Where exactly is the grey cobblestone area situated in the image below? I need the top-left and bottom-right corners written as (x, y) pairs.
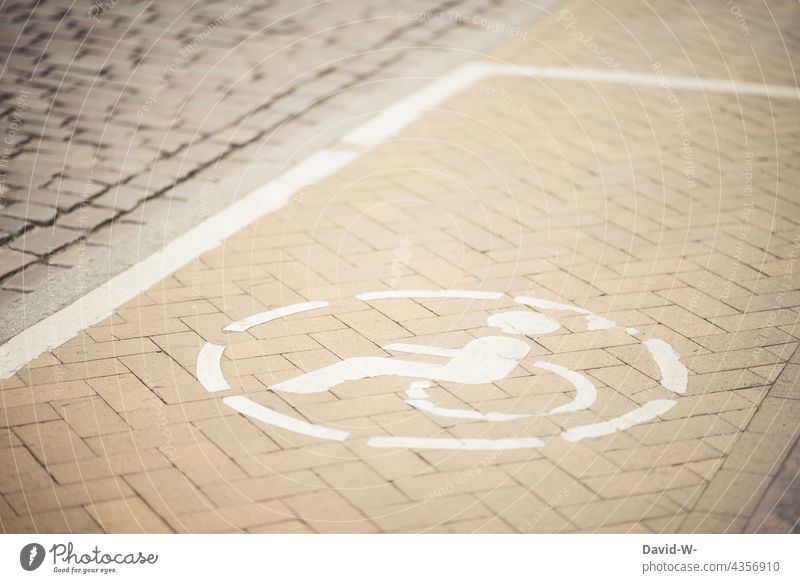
top-left (0, 0), bottom-right (549, 327)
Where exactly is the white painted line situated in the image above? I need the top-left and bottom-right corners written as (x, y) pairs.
top-left (405, 380), bottom-right (432, 399)
top-left (343, 62), bottom-right (800, 147)
top-left (224, 395), bottom-right (348, 441)
top-left (272, 336), bottom-right (530, 393)
top-left (586, 315), bottom-right (616, 331)
top-left (625, 327), bottom-right (641, 336)
top-left (356, 290), bottom-right (503, 301)
top-left (384, 343), bottom-right (461, 358)
top-left (224, 301), bottom-right (329, 332)
top-left (406, 398), bottom-right (530, 422)
top-left (0, 148), bottom-right (356, 380)
top-left (367, 435), bottom-right (544, 450)
top-left (196, 342), bottom-right (230, 393)
top-left (534, 361), bottom-right (597, 414)
top-left (561, 399), bottom-right (675, 442)
top-left (505, 64), bottom-right (800, 100)
top-left (342, 62), bottom-right (493, 147)
top-left (643, 338), bottom-right (689, 394)
top-left (514, 296), bottom-right (589, 314)
top-left (487, 310), bottom-right (561, 335)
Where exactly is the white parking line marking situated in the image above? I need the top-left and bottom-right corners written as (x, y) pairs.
top-left (405, 380), bottom-right (432, 399)
top-left (487, 310), bottom-right (561, 335)
top-left (384, 343), bottom-right (461, 358)
top-left (405, 398), bottom-right (530, 422)
top-left (367, 436), bottom-right (545, 450)
top-left (224, 301), bottom-right (329, 332)
top-left (515, 296), bottom-right (590, 314)
top-left (356, 290), bottom-right (503, 301)
top-left (534, 361), bottom-right (597, 414)
top-left (643, 338), bottom-right (689, 394)
top-left (561, 399), bottom-right (676, 442)
top-left (224, 395), bottom-right (349, 441)
top-left (343, 62), bottom-right (800, 147)
top-left (196, 342), bottom-right (230, 392)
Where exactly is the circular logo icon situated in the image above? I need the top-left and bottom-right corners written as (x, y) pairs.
top-left (20, 543), bottom-right (45, 571)
top-left (196, 290), bottom-right (688, 451)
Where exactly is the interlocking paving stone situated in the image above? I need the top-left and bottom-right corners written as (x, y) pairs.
top-left (0, 0), bottom-right (543, 301)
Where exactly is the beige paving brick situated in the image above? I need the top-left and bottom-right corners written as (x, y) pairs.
top-left (627, 413), bottom-right (739, 445)
top-left (169, 499), bottom-right (292, 533)
top-left (695, 327), bottom-right (795, 352)
top-left (3, 507), bottom-right (101, 533)
top-left (87, 373), bottom-right (158, 412)
top-left (694, 470), bottom-right (772, 517)
top-left (58, 397), bottom-right (129, 437)
top-left (85, 497), bottom-right (171, 533)
top-left (47, 449), bottom-right (172, 484)
top-left (0, 403), bottom-right (60, 427)
top-left (301, 393), bottom-right (408, 422)
top-left (605, 439), bottom-right (721, 471)
top-left (583, 466), bottom-right (703, 499)
top-left (16, 359), bottom-right (125, 386)
top-left (0, 447), bottom-right (52, 493)
top-left (686, 348), bottom-right (784, 374)
top-left (1, 379), bottom-right (96, 408)
top-left (121, 352), bottom-right (209, 404)
top-left (678, 511), bottom-right (745, 533)
top-left (504, 459), bottom-right (597, 505)
top-left (54, 337), bottom-right (160, 364)
top-left (559, 495), bottom-right (674, 530)
top-left (193, 414), bottom-right (279, 458)
top-left (479, 486), bottom-right (569, 532)
top-left (247, 519), bottom-right (314, 533)
top-left (125, 468), bottom-right (214, 516)
top-left (15, 421), bottom-right (95, 464)
top-left (657, 287), bottom-right (739, 318)
top-left (284, 490), bottom-right (374, 533)
top-left (200, 470), bottom-right (326, 507)
top-left (745, 396), bottom-right (800, 436)
top-left (642, 305), bottom-right (725, 337)
top-left (768, 363), bottom-right (800, 399)
top-left (372, 493), bottom-right (490, 533)
top-left (709, 309), bottom-right (799, 332)
top-left (6, 477), bottom-right (133, 514)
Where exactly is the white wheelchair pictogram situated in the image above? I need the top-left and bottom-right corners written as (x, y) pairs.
top-left (196, 290), bottom-right (689, 451)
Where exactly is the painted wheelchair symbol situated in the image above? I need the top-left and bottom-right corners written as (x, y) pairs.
top-left (196, 290), bottom-right (688, 451)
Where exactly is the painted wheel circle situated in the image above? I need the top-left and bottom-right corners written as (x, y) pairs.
top-left (196, 291), bottom-right (688, 451)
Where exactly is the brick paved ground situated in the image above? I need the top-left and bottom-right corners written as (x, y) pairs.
top-left (2, 0), bottom-right (800, 533)
top-left (0, 0), bottom-right (544, 336)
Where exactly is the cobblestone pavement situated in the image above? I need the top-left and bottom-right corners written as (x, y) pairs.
top-left (0, 0), bottom-right (545, 338)
top-left (2, 0), bottom-right (800, 533)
